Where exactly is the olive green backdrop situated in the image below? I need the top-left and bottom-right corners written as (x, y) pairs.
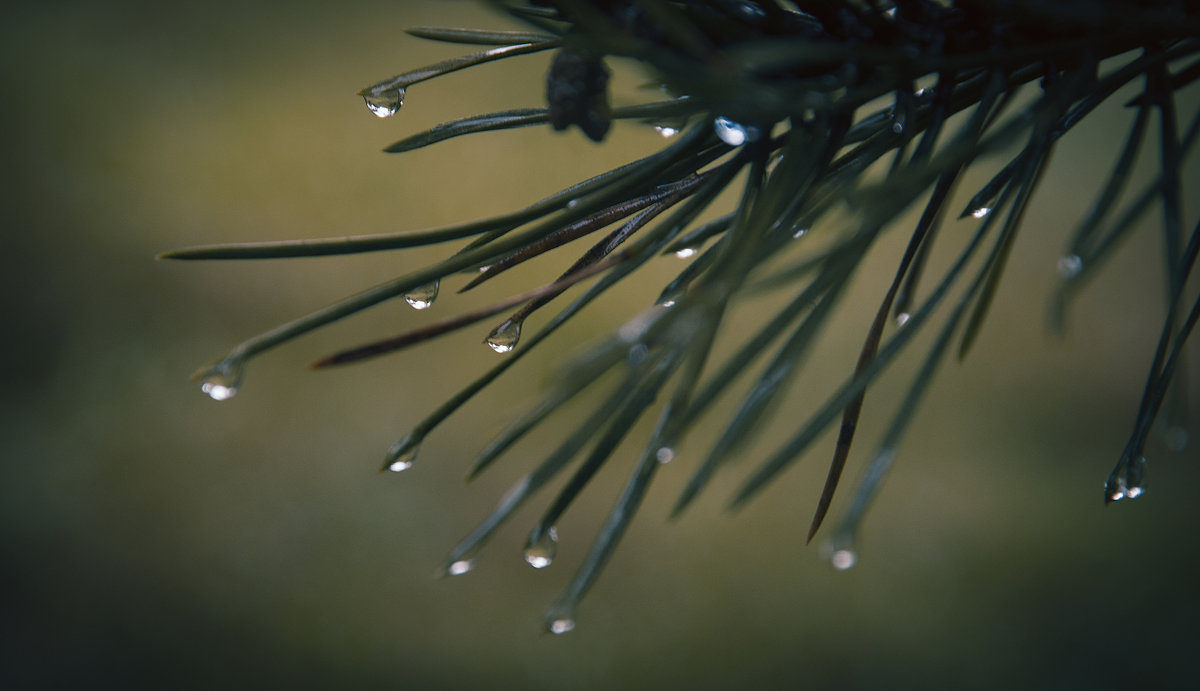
top-left (2, 1), bottom-right (1197, 689)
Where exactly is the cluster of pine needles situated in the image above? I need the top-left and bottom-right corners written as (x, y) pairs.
top-left (164, 0), bottom-right (1200, 633)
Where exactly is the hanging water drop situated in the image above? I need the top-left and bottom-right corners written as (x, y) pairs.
top-left (363, 89), bottom-right (404, 118)
top-left (485, 318), bottom-right (522, 353)
top-left (792, 227), bottom-right (808, 239)
top-left (548, 617), bottom-right (576, 635)
top-left (674, 247), bottom-right (698, 259)
top-left (1106, 456), bottom-right (1147, 503)
top-left (713, 116), bottom-right (760, 146)
top-left (830, 548), bottom-right (857, 570)
top-left (654, 125), bottom-right (680, 138)
top-left (895, 312), bottom-right (911, 327)
top-left (447, 559), bottom-right (475, 576)
top-left (199, 360), bottom-right (244, 401)
top-left (971, 206), bottom-right (992, 219)
top-left (1056, 254), bottom-right (1083, 279)
top-left (627, 343), bottom-right (649, 365)
top-left (523, 527), bottom-right (558, 569)
top-left (404, 280), bottom-right (439, 310)
top-left (891, 121), bottom-right (904, 134)
top-left (385, 443), bottom-right (418, 473)
top-left (655, 447), bottom-right (675, 464)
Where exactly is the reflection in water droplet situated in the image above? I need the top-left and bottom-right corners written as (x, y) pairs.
top-left (891, 121), bottom-right (904, 134)
top-left (549, 618), bottom-right (576, 635)
top-left (404, 280), bottom-right (439, 310)
top-left (485, 318), bottom-right (522, 353)
top-left (447, 559), bottom-right (474, 576)
top-left (971, 206), bottom-right (991, 219)
top-left (363, 89), bottom-right (405, 118)
top-left (713, 116), bottom-right (760, 146)
top-left (655, 447), bottom-right (675, 464)
top-left (831, 548), bottom-right (857, 570)
top-left (674, 247), bottom-right (698, 259)
top-left (523, 527), bottom-right (558, 569)
top-left (659, 299), bottom-right (676, 308)
top-left (1056, 254), bottom-right (1083, 279)
top-left (895, 312), bottom-right (911, 327)
top-left (654, 125), bottom-right (680, 138)
top-left (199, 361), bottom-right (244, 401)
top-left (793, 228), bottom-right (808, 239)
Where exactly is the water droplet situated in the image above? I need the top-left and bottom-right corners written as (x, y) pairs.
top-left (659, 299), bottom-right (676, 308)
top-left (523, 527), bottom-right (558, 569)
top-left (654, 125), bottom-right (680, 137)
top-left (895, 312), bottom-right (911, 327)
top-left (713, 116), bottom-right (760, 146)
top-left (404, 279), bottom-right (439, 310)
top-left (447, 559), bottom-right (474, 576)
top-left (386, 445), bottom-right (418, 473)
top-left (363, 89), bottom-right (404, 118)
top-left (971, 206), bottom-right (991, 219)
top-left (830, 548), bottom-right (857, 570)
top-left (792, 227), bottom-right (808, 239)
top-left (566, 198), bottom-right (580, 209)
top-left (627, 343), bottom-right (649, 365)
top-left (1056, 254), bottom-right (1083, 279)
top-left (1106, 456), bottom-right (1147, 503)
top-left (674, 247), bottom-right (698, 259)
top-left (891, 121), bottom-right (904, 134)
top-left (548, 617), bottom-right (575, 635)
top-left (199, 360), bottom-right (244, 401)
top-left (655, 447), bottom-right (675, 464)
top-left (485, 318), bottom-right (522, 353)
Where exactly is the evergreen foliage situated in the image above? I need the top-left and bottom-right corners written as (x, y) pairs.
top-left (163, 1), bottom-right (1200, 632)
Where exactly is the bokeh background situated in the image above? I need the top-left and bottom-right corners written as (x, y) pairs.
top-left (3, 1), bottom-right (1198, 689)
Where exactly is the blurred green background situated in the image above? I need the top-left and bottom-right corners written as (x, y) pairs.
top-left (2, 1), bottom-right (1198, 689)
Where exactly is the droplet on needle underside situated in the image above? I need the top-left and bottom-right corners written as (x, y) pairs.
top-left (523, 527), bottom-right (558, 569)
top-left (447, 559), bottom-right (474, 576)
top-left (404, 280), bottom-right (439, 310)
top-left (199, 360), bottom-right (244, 401)
top-left (1107, 456), bottom-right (1147, 503)
top-left (363, 89), bottom-right (404, 118)
top-left (386, 444), bottom-right (418, 473)
top-left (830, 547), bottom-right (857, 570)
top-left (485, 318), bottom-right (522, 353)
top-left (1056, 254), bottom-right (1082, 279)
top-left (713, 116), bottom-right (760, 146)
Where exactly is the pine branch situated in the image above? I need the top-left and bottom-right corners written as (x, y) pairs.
top-left (165, 1), bottom-right (1200, 633)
